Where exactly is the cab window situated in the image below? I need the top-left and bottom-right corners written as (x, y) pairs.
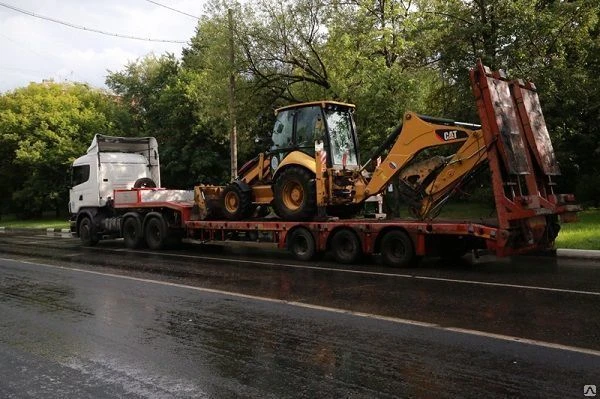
top-left (272, 110), bottom-right (294, 150)
top-left (71, 165), bottom-right (90, 186)
top-left (295, 106), bottom-right (324, 149)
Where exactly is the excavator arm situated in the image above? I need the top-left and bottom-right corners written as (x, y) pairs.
top-left (356, 112), bottom-right (487, 218)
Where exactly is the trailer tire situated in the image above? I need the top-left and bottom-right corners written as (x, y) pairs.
top-left (331, 229), bottom-right (362, 264)
top-left (273, 167), bottom-right (316, 221)
top-left (380, 230), bottom-right (415, 268)
top-left (287, 227), bottom-right (316, 261)
top-left (78, 216), bottom-right (99, 246)
top-left (221, 183), bottom-right (254, 220)
top-left (145, 216), bottom-right (168, 250)
top-left (123, 216), bottom-right (143, 249)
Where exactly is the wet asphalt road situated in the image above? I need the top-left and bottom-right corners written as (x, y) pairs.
top-left (0, 231), bottom-right (598, 398)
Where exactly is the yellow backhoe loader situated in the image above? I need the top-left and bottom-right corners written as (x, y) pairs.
top-left (195, 100), bottom-right (487, 221)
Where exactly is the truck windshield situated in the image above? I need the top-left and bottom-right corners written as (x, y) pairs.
top-left (325, 109), bottom-right (358, 168)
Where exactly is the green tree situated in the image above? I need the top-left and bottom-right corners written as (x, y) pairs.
top-left (0, 82), bottom-right (130, 217)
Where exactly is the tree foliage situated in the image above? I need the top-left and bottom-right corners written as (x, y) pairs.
top-left (0, 82), bottom-right (130, 217)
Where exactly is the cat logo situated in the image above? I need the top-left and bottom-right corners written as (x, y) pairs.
top-left (436, 129), bottom-right (468, 142)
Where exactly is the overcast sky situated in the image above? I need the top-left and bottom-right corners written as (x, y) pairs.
top-left (0, 0), bottom-right (203, 92)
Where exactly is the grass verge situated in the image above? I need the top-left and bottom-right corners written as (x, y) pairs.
top-left (555, 209), bottom-right (600, 250)
top-left (0, 214), bottom-right (69, 229)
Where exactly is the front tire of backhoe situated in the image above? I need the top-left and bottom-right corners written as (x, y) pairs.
top-left (221, 184), bottom-right (254, 220)
top-left (273, 167), bottom-right (316, 221)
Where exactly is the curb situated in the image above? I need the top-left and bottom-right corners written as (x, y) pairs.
top-left (556, 248), bottom-right (600, 260)
top-left (0, 227), bottom-right (72, 237)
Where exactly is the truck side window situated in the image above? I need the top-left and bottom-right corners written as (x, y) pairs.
top-left (295, 106), bottom-right (322, 148)
top-left (72, 165), bottom-right (90, 186)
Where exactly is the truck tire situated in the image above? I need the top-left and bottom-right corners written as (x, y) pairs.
top-left (79, 216), bottom-right (99, 246)
top-left (273, 167), bottom-right (316, 221)
top-left (123, 216), bottom-right (143, 249)
top-left (331, 229), bottom-right (362, 264)
top-left (221, 183), bottom-right (254, 220)
top-left (145, 216), bottom-right (168, 250)
top-left (380, 230), bottom-right (416, 268)
top-left (134, 177), bottom-right (156, 188)
top-left (287, 227), bottom-right (316, 261)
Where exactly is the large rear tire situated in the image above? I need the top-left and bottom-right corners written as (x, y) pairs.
top-left (123, 216), bottom-right (143, 249)
top-left (273, 167), bottom-right (316, 221)
top-left (221, 183), bottom-right (254, 220)
top-left (287, 227), bottom-right (317, 261)
top-left (380, 230), bottom-right (416, 268)
top-left (78, 216), bottom-right (99, 246)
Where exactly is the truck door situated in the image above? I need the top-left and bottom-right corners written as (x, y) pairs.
top-left (69, 162), bottom-right (99, 214)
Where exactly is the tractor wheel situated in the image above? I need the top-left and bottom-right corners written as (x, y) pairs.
top-left (380, 230), bottom-right (416, 268)
top-left (331, 228), bottom-right (362, 264)
top-left (78, 216), bottom-right (99, 246)
top-left (221, 183), bottom-right (254, 220)
top-left (273, 167), bottom-right (316, 221)
top-left (327, 203), bottom-right (364, 219)
top-left (287, 227), bottom-right (317, 261)
top-left (122, 216), bottom-right (143, 249)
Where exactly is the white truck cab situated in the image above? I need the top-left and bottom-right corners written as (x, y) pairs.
top-left (69, 134), bottom-right (160, 214)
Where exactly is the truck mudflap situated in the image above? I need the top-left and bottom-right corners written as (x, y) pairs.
top-left (470, 61), bottom-right (579, 254)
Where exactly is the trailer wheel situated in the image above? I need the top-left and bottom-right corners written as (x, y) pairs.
top-left (145, 216), bottom-right (168, 250)
top-left (273, 167), bottom-right (316, 221)
top-left (331, 229), bottom-right (362, 264)
top-left (287, 227), bottom-right (316, 261)
top-left (78, 216), bottom-right (99, 246)
top-left (123, 216), bottom-right (143, 249)
top-left (380, 230), bottom-right (415, 267)
top-left (221, 183), bottom-right (254, 220)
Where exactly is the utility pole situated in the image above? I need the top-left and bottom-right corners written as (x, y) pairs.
top-left (228, 8), bottom-right (237, 180)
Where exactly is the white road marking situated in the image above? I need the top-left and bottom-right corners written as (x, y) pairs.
top-left (2, 256), bottom-right (599, 358)
top-left (84, 246), bottom-right (600, 297)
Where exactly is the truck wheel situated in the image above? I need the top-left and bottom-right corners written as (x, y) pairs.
top-left (145, 216), bottom-right (167, 250)
top-left (331, 229), bottom-right (362, 264)
top-left (273, 167), bottom-right (316, 221)
top-left (79, 216), bottom-right (99, 246)
top-left (134, 177), bottom-right (156, 188)
top-left (380, 230), bottom-right (416, 268)
top-left (288, 227), bottom-right (316, 261)
top-left (123, 216), bottom-right (143, 249)
top-left (221, 184), bottom-right (254, 220)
